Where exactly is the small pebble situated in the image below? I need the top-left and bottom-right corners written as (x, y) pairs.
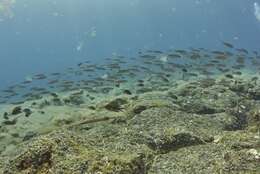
top-left (23, 108), bottom-right (32, 117)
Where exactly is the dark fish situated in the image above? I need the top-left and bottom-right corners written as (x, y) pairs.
top-left (210, 60), bottom-right (220, 64)
top-left (137, 83), bottom-right (144, 87)
top-left (167, 54), bottom-right (181, 58)
top-left (39, 91), bottom-right (51, 95)
top-left (61, 80), bottom-right (74, 84)
top-left (96, 67), bottom-right (106, 70)
top-left (2, 89), bottom-right (15, 93)
top-left (50, 93), bottom-right (59, 97)
top-left (233, 71), bottom-right (242, 75)
top-left (217, 68), bottom-right (230, 73)
top-left (211, 51), bottom-right (225, 55)
top-left (200, 70), bottom-right (215, 76)
top-left (33, 74), bottom-right (47, 80)
top-left (251, 76), bottom-right (258, 81)
top-left (48, 79), bottom-right (59, 84)
top-left (175, 49), bottom-right (187, 54)
top-left (222, 41), bottom-right (234, 48)
top-left (203, 63), bottom-right (216, 67)
top-left (30, 87), bottom-right (46, 91)
top-left (236, 56), bottom-right (245, 64)
top-left (122, 89), bottom-right (132, 95)
top-left (50, 72), bottom-right (61, 76)
top-left (0, 100), bottom-right (7, 104)
top-left (22, 80), bottom-right (32, 84)
top-left (225, 74), bottom-right (233, 79)
top-left (147, 50), bottom-right (163, 54)
top-left (182, 68), bottom-right (188, 73)
top-left (10, 101), bottom-right (25, 105)
top-left (159, 75), bottom-right (170, 83)
top-left (253, 51), bottom-right (258, 55)
top-left (232, 64), bottom-right (245, 69)
top-left (22, 93), bottom-right (34, 98)
top-left (214, 54), bottom-right (229, 60)
top-left (6, 93), bottom-right (18, 97)
top-left (140, 54), bottom-right (156, 59)
top-left (190, 53), bottom-right (201, 60)
top-left (236, 48), bottom-right (249, 54)
top-left (143, 60), bottom-right (154, 65)
top-left (187, 72), bottom-right (198, 77)
top-left (224, 51), bottom-right (233, 57)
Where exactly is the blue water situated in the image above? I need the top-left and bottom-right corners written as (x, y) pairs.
top-left (0, 0), bottom-right (260, 88)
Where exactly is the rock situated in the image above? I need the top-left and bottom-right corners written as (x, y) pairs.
top-left (11, 106), bottom-right (22, 115)
top-left (3, 131), bottom-right (152, 174)
top-left (136, 87), bottom-right (153, 94)
top-left (148, 143), bottom-right (260, 174)
top-left (182, 102), bottom-right (223, 115)
top-left (225, 74), bottom-right (234, 79)
top-left (63, 95), bottom-right (85, 106)
top-left (104, 97), bottom-right (128, 112)
top-left (88, 105), bottom-right (96, 110)
top-left (198, 78), bottom-right (216, 88)
top-left (23, 108), bottom-right (32, 117)
top-left (248, 87), bottom-right (260, 100)
top-left (23, 131), bottom-right (38, 141)
top-left (4, 138), bottom-right (53, 173)
top-left (52, 97), bottom-right (63, 106)
top-left (145, 131), bottom-right (205, 153)
top-left (123, 89), bottom-right (132, 95)
top-left (2, 118), bottom-right (17, 125)
top-left (38, 100), bottom-right (51, 109)
top-left (175, 84), bottom-right (238, 115)
top-left (129, 99), bottom-right (178, 116)
top-left (50, 92), bottom-right (58, 97)
top-left (3, 112), bottom-right (9, 119)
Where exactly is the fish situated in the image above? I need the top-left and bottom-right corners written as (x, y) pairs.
top-left (211, 51), bottom-right (225, 55)
top-left (233, 71), bottom-right (242, 75)
top-left (10, 101), bottom-right (25, 105)
top-left (222, 41), bottom-right (234, 48)
top-left (50, 72), bottom-right (61, 76)
top-left (0, 100), bottom-right (7, 104)
top-left (232, 64), bottom-right (245, 69)
top-left (236, 48), bottom-right (249, 54)
top-left (22, 80), bottom-right (32, 84)
top-left (190, 53), bottom-right (201, 60)
top-left (182, 68), bottom-right (188, 73)
top-left (33, 74), bottom-right (47, 80)
top-left (214, 54), bottom-right (229, 60)
top-left (236, 56), bottom-right (245, 64)
top-left (48, 79), bottom-right (59, 84)
top-left (167, 54), bottom-right (181, 58)
top-left (140, 54), bottom-right (156, 59)
top-left (147, 50), bottom-right (163, 54)
top-left (175, 49), bottom-right (187, 54)
top-left (187, 72), bottom-right (199, 77)
top-left (2, 89), bottom-right (15, 93)
top-left (30, 87), bottom-right (46, 91)
top-left (217, 68), bottom-right (230, 73)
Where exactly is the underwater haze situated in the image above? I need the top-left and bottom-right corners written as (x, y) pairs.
top-left (0, 0), bottom-right (260, 87)
top-left (2, 1), bottom-right (260, 173)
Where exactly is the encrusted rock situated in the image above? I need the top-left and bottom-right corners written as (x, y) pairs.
top-left (104, 97), bottom-right (128, 112)
top-left (11, 106), bottom-right (22, 115)
top-left (145, 131), bottom-right (206, 153)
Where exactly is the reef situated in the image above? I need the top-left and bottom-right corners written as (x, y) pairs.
top-left (1, 74), bottom-right (260, 174)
